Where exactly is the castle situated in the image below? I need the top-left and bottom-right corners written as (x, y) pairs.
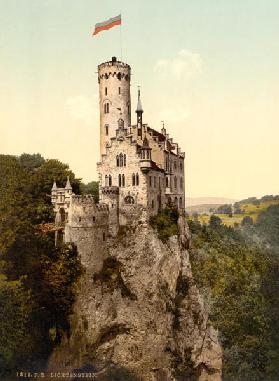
top-left (51, 57), bottom-right (185, 243)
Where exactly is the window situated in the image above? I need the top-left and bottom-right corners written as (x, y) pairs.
top-left (179, 197), bottom-right (183, 208)
top-left (132, 173), bottom-right (135, 186)
top-left (180, 162), bottom-right (183, 171)
top-left (122, 174), bottom-right (125, 187)
top-left (180, 177), bottom-right (183, 190)
top-left (166, 177), bottom-right (169, 188)
top-left (105, 125), bottom-right (109, 135)
top-left (103, 232), bottom-right (106, 241)
top-left (152, 200), bottom-right (154, 208)
top-left (174, 161), bottom-right (177, 170)
top-left (124, 195), bottom-right (134, 204)
top-left (105, 175), bottom-right (108, 186)
top-left (105, 87), bottom-right (107, 95)
top-left (118, 87), bottom-right (121, 95)
top-left (118, 174), bottom-right (122, 187)
top-left (154, 177), bottom-right (157, 188)
top-left (109, 175), bottom-right (112, 186)
top-left (136, 173), bottom-right (139, 186)
top-left (174, 176), bottom-right (177, 189)
top-left (124, 154), bottom-right (126, 166)
top-left (149, 176), bottom-right (152, 187)
top-left (104, 103), bottom-right (109, 114)
top-left (116, 155), bottom-right (119, 167)
top-left (93, 216), bottom-right (96, 222)
top-left (119, 153), bottom-right (123, 167)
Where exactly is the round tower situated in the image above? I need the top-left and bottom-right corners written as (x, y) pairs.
top-left (98, 56), bottom-right (131, 156)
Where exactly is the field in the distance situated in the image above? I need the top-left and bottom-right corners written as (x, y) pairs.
top-left (188, 198), bottom-right (279, 227)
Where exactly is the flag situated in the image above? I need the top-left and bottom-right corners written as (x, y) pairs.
top-left (92, 14), bottom-right (121, 36)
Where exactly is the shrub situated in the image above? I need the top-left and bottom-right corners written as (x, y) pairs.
top-left (150, 208), bottom-right (179, 242)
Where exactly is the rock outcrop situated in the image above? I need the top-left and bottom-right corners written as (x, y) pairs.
top-left (47, 219), bottom-right (222, 381)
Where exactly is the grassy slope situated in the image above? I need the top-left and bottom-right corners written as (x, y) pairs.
top-left (196, 199), bottom-right (279, 226)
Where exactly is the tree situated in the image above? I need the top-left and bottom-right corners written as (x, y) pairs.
top-left (241, 216), bottom-right (254, 226)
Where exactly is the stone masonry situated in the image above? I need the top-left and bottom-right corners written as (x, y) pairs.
top-left (51, 56), bottom-right (186, 241)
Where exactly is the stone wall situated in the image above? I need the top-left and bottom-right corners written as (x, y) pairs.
top-left (64, 196), bottom-right (109, 270)
top-left (99, 58), bottom-right (131, 156)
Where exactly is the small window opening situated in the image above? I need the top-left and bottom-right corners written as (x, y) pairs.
top-left (93, 216), bottom-right (96, 222)
top-left (105, 87), bottom-right (107, 95)
top-left (103, 232), bottom-right (106, 241)
top-left (118, 87), bottom-right (121, 95)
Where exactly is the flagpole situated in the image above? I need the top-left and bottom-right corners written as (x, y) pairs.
top-left (120, 12), bottom-right (123, 61)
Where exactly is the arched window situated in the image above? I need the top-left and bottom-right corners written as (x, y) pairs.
top-left (142, 150), bottom-right (145, 159)
top-left (109, 175), bottom-right (112, 186)
top-left (104, 103), bottom-right (109, 114)
top-left (180, 177), bottom-right (183, 190)
top-left (136, 173), bottom-right (139, 186)
top-left (118, 174), bottom-right (122, 187)
top-left (166, 177), bottom-right (169, 188)
top-left (122, 174), bottom-right (125, 187)
top-left (105, 175), bottom-right (108, 186)
top-left (116, 155), bottom-right (119, 167)
top-left (174, 176), bottom-right (177, 189)
top-left (105, 124), bottom-right (109, 136)
top-left (174, 197), bottom-right (178, 207)
top-left (124, 154), bottom-right (126, 166)
top-left (132, 173), bottom-right (135, 186)
top-left (119, 153), bottom-right (123, 167)
top-left (124, 195), bottom-right (134, 204)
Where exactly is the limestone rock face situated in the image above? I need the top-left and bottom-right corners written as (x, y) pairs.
top-left (47, 222), bottom-right (222, 381)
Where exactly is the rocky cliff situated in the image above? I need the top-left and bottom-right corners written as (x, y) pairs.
top-left (47, 217), bottom-right (222, 381)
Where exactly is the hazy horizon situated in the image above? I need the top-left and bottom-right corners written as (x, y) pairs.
top-left (1, 0), bottom-right (278, 199)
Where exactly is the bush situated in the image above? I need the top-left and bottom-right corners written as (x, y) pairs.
top-left (150, 208), bottom-right (179, 242)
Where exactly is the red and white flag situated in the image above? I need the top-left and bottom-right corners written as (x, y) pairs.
top-left (92, 14), bottom-right (121, 36)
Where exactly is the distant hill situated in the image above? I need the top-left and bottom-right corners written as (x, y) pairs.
top-left (186, 203), bottom-right (223, 214)
top-left (185, 197), bottom-right (237, 207)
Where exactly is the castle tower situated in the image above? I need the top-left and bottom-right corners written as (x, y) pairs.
top-left (98, 56), bottom-right (131, 156)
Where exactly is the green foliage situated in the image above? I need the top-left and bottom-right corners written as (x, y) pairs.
top-left (0, 154), bottom-right (82, 377)
top-left (216, 204), bottom-right (233, 215)
top-left (256, 204), bottom-right (279, 250)
top-left (80, 181), bottom-right (99, 202)
top-left (241, 216), bottom-right (254, 226)
top-left (188, 210), bottom-right (279, 381)
top-left (150, 208), bottom-right (179, 242)
top-left (18, 153), bottom-right (45, 171)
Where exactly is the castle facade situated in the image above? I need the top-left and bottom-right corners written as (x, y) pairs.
top-left (51, 57), bottom-right (185, 243)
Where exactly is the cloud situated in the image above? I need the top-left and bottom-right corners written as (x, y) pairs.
top-left (66, 94), bottom-right (98, 125)
top-left (153, 49), bottom-right (202, 80)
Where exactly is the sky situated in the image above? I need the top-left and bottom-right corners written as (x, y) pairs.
top-left (0, 0), bottom-right (278, 199)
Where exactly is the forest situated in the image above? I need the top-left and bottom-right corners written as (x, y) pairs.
top-left (0, 153), bottom-right (278, 381)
